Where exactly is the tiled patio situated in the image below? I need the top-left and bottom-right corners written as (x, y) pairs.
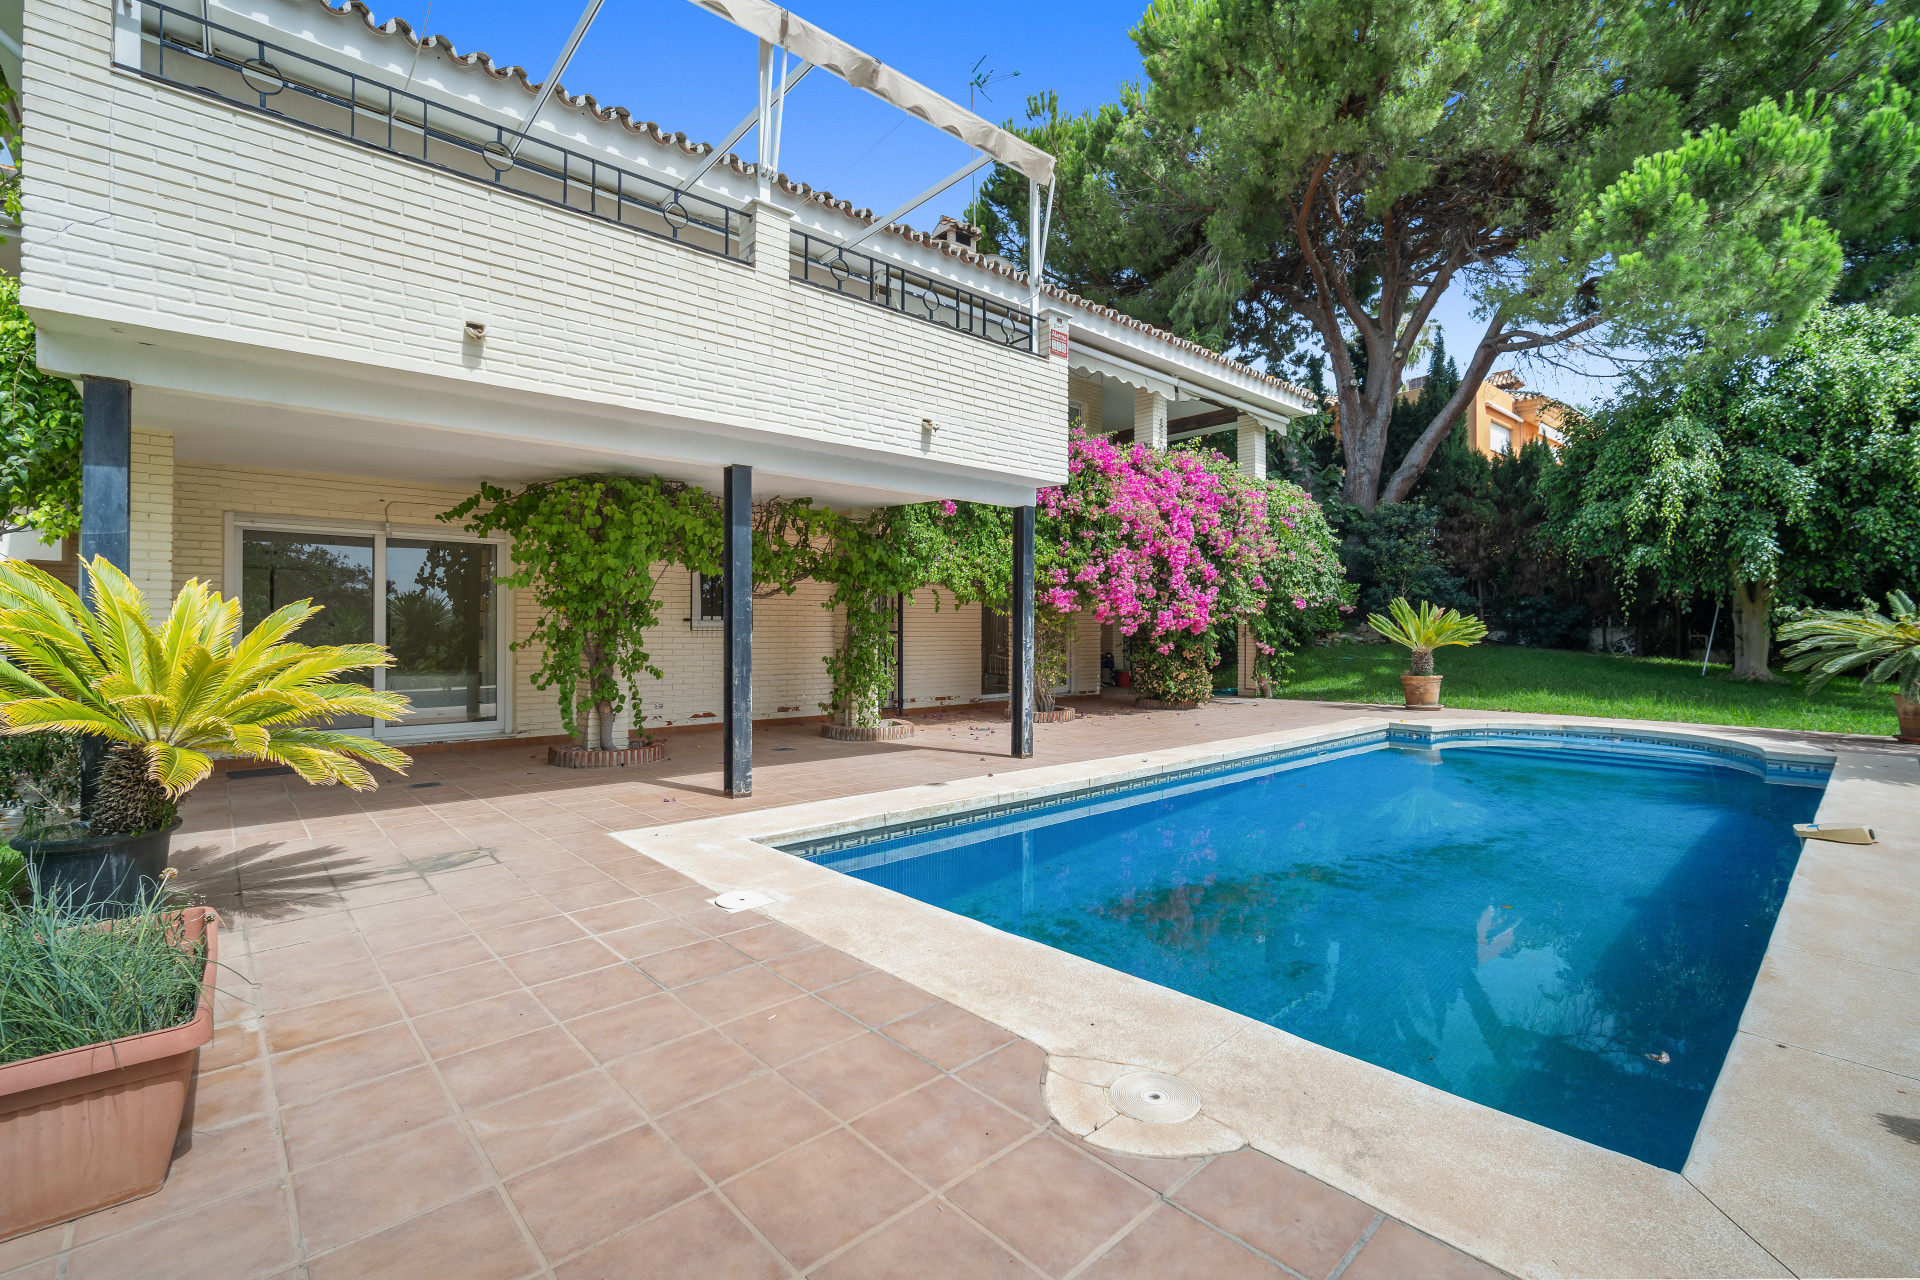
top-left (17, 696), bottom-right (1906, 1280)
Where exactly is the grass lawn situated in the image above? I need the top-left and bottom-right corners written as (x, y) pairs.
top-left (1279, 642), bottom-right (1901, 737)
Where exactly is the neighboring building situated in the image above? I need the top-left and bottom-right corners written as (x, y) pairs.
top-left (6, 0), bottom-right (1311, 780)
top-left (1460, 371), bottom-right (1568, 459)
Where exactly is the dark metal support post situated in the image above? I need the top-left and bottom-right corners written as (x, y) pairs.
top-left (79, 378), bottom-right (132, 601)
top-left (1010, 505), bottom-right (1035, 759)
top-left (893, 592), bottom-right (905, 717)
top-left (79, 378), bottom-right (132, 814)
top-left (722, 465), bottom-right (753, 797)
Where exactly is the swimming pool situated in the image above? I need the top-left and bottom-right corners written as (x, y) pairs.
top-left (790, 729), bottom-right (1826, 1170)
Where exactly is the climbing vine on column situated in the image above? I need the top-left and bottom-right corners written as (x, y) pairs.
top-left (443, 477), bottom-right (721, 750)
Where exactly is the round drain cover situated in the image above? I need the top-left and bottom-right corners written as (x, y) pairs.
top-left (1109, 1071), bottom-right (1202, 1124)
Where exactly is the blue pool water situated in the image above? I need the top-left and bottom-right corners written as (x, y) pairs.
top-left (799, 734), bottom-right (1824, 1169)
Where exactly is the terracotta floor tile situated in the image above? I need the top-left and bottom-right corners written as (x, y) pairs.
top-left (612, 867), bottom-right (704, 896)
top-left (723, 1128), bottom-right (923, 1270)
top-left (722, 921), bottom-right (815, 961)
top-left (763, 946), bottom-right (872, 992)
top-left (1064, 1133), bottom-right (1208, 1196)
top-left (531, 963), bottom-right (661, 1022)
top-left (306, 1189), bottom-right (541, 1280)
top-left (674, 965), bottom-right (802, 1022)
top-left (439, 1025), bottom-right (597, 1111)
top-left (854, 1077), bottom-right (1036, 1188)
top-left (458, 894), bottom-right (562, 933)
top-left (603, 1028), bottom-right (766, 1115)
top-left (245, 910), bottom-right (354, 953)
top-left (656, 1072), bottom-right (836, 1182)
top-left (352, 893), bottom-right (456, 932)
top-left (186, 1059), bottom-right (269, 1132)
top-left (250, 933), bottom-right (367, 982)
top-left (507, 1125), bottom-right (706, 1258)
top-left (0, 1223), bottom-right (65, 1273)
top-left (280, 1066), bottom-right (454, 1169)
top-left (392, 960), bottom-right (522, 1017)
top-left (956, 1041), bottom-right (1052, 1126)
top-left (469, 1070), bottom-right (649, 1177)
top-left (1080, 1204), bottom-right (1286, 1280)
top-left (479, 912), bottom-right (589, 957)
top-left (634, 938), bottom-right (754, 987)
top-left (294, 1120), bottom-right (491, 1252)
top-left (543, 880), bottom-right (635, 912)
top-left (255, 952), bottom-right (383, 1015)
top-left (376, 933), bottom-right (494, 984)
top-left (552, 1193), bottom-right (784, 1280)
top-left (359, 910), bottom-right (473, 957)
top-left (600, 919), bottom-right (709, 960)
top-left (1339, 1220), bottom-right (1506, 1280)
top-left (818, 971), bottom-right (940, 1028)
top-left (567, 993), bottom-right (708, 1062)
top-left (503, 937), bottom-right (621, 987)
top-left (810, 1199), bottom-right (1038, 1280)
top-left (1172, 1152), bottom-right (1376, 1279)
top-left (949, 1135), bottom-right (1155, 1278)
top-left (263, 987), bottom-right (405, 1056)
top-left (70, 1116), bottom-right (283, 1245)
top-left (414, 989), bottom-right (554, 1059)
top-left (781, 1032), bottom-right (942, 1120)
top-left (271, 1023), bottom-right (425, 1106)
top-left (570, 896), bottom-right (672, 935)
top-left (647, 885), bottom-right (720, 916)
top-left (62, 1182), bottom-right (295, 1280)
top-left (884, 1002), bottom-right (1017, 1071)
top-left (720, 995), bottom-right (864, 1067)
top-left (677, 904), bottom-right (760, 937)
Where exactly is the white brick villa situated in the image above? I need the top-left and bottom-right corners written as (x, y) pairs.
top-left (7, 0), bottom-right (1312, 785)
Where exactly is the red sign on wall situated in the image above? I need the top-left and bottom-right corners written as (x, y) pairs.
top-left (1049, 326), bottom-right (1069, 359)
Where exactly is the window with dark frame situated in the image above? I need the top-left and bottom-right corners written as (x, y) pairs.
top-left (692, 572), bottom-right (726, 628)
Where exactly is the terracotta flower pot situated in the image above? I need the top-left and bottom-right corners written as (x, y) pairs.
top-left (1897, 692), bottom-right (1920, 744)
top-left (1401, 674), bottom-right (1444, 709)
top-left (0, 906), bottom-right (219, 1242)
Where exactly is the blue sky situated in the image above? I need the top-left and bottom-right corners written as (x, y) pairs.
top-left (396, 0), bottom-right (1619, 406)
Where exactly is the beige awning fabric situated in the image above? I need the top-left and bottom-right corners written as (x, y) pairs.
top-left (689, 0), bottom-right (1056, 186)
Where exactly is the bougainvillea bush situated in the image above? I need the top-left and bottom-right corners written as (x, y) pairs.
top-left (1029, 428), bottom-right (1346, 701)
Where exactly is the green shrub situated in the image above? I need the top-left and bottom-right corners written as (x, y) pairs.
top-left (0, 887), bottom-right (208, 1063)
top-left (1132, 633), bottom-right (1217, 704)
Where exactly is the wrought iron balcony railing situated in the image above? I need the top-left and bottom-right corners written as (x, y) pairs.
top-left (790, 232), bottom-right (1036, 353)
top-left (120, 4), bottom-right (748, 260)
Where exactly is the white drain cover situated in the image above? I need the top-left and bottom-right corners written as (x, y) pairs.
top-left (1109, 1071), bottom-right (1202, 1124)
top-left (711, 889), bottom-right (774, 912)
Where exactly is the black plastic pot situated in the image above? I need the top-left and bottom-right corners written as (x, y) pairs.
top-left (15, 821), bottom-right (181, 915)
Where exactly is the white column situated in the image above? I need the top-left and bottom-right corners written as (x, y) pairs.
top-left (746, 199), bottom-right (791, 279)
top-left (1134, 387), bottom-right (1168, 451)
top-left (1236, 414), bottom-right (1268, 481)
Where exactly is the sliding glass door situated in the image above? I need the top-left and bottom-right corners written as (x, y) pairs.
top-left (237, 524), bottom-right (504, 740)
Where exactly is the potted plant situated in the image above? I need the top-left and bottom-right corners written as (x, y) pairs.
top-left (1367, 596), bottom-right (1488, 709)
top-left (0, 888), bottom-right (220, 1239)
top-left (1778, 590), bottom-right (1920, 743)
top-left (0, 557), bottom-right (412, 909)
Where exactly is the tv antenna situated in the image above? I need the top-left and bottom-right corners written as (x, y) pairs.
top-left (965, 56), bottom-right (1020, 213)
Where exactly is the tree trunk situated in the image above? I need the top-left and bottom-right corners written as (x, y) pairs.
top-left (1673, 594), bottom-right (1685, 660)
top-left (1730, 580), bottom-right (1777, 681)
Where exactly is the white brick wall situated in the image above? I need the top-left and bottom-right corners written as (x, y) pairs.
top-left (130, 428), bottom-right (172, 621)
top-left (18, 0), bottom-right (1070, 498)
top-left (164, 462), bottom-right (1012, 739)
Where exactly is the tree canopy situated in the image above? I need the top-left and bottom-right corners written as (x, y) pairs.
top-left (0, 276), bottom-right (82, 539)
top-left (1543, 304), bottom-right (1920, 678)
top-left (971, 0), bottom-right (1920, 510)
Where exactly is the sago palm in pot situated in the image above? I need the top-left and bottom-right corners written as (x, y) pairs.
top-left (1778, 590), bottom-right (1920, 743)
top-left (1367, 597), bottom-right (1489, 709)
top-left (0, 557), bottom-right (411, 906)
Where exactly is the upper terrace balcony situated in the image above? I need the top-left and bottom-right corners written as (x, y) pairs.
top-left (118, 0), bottom-right (1037, 354)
